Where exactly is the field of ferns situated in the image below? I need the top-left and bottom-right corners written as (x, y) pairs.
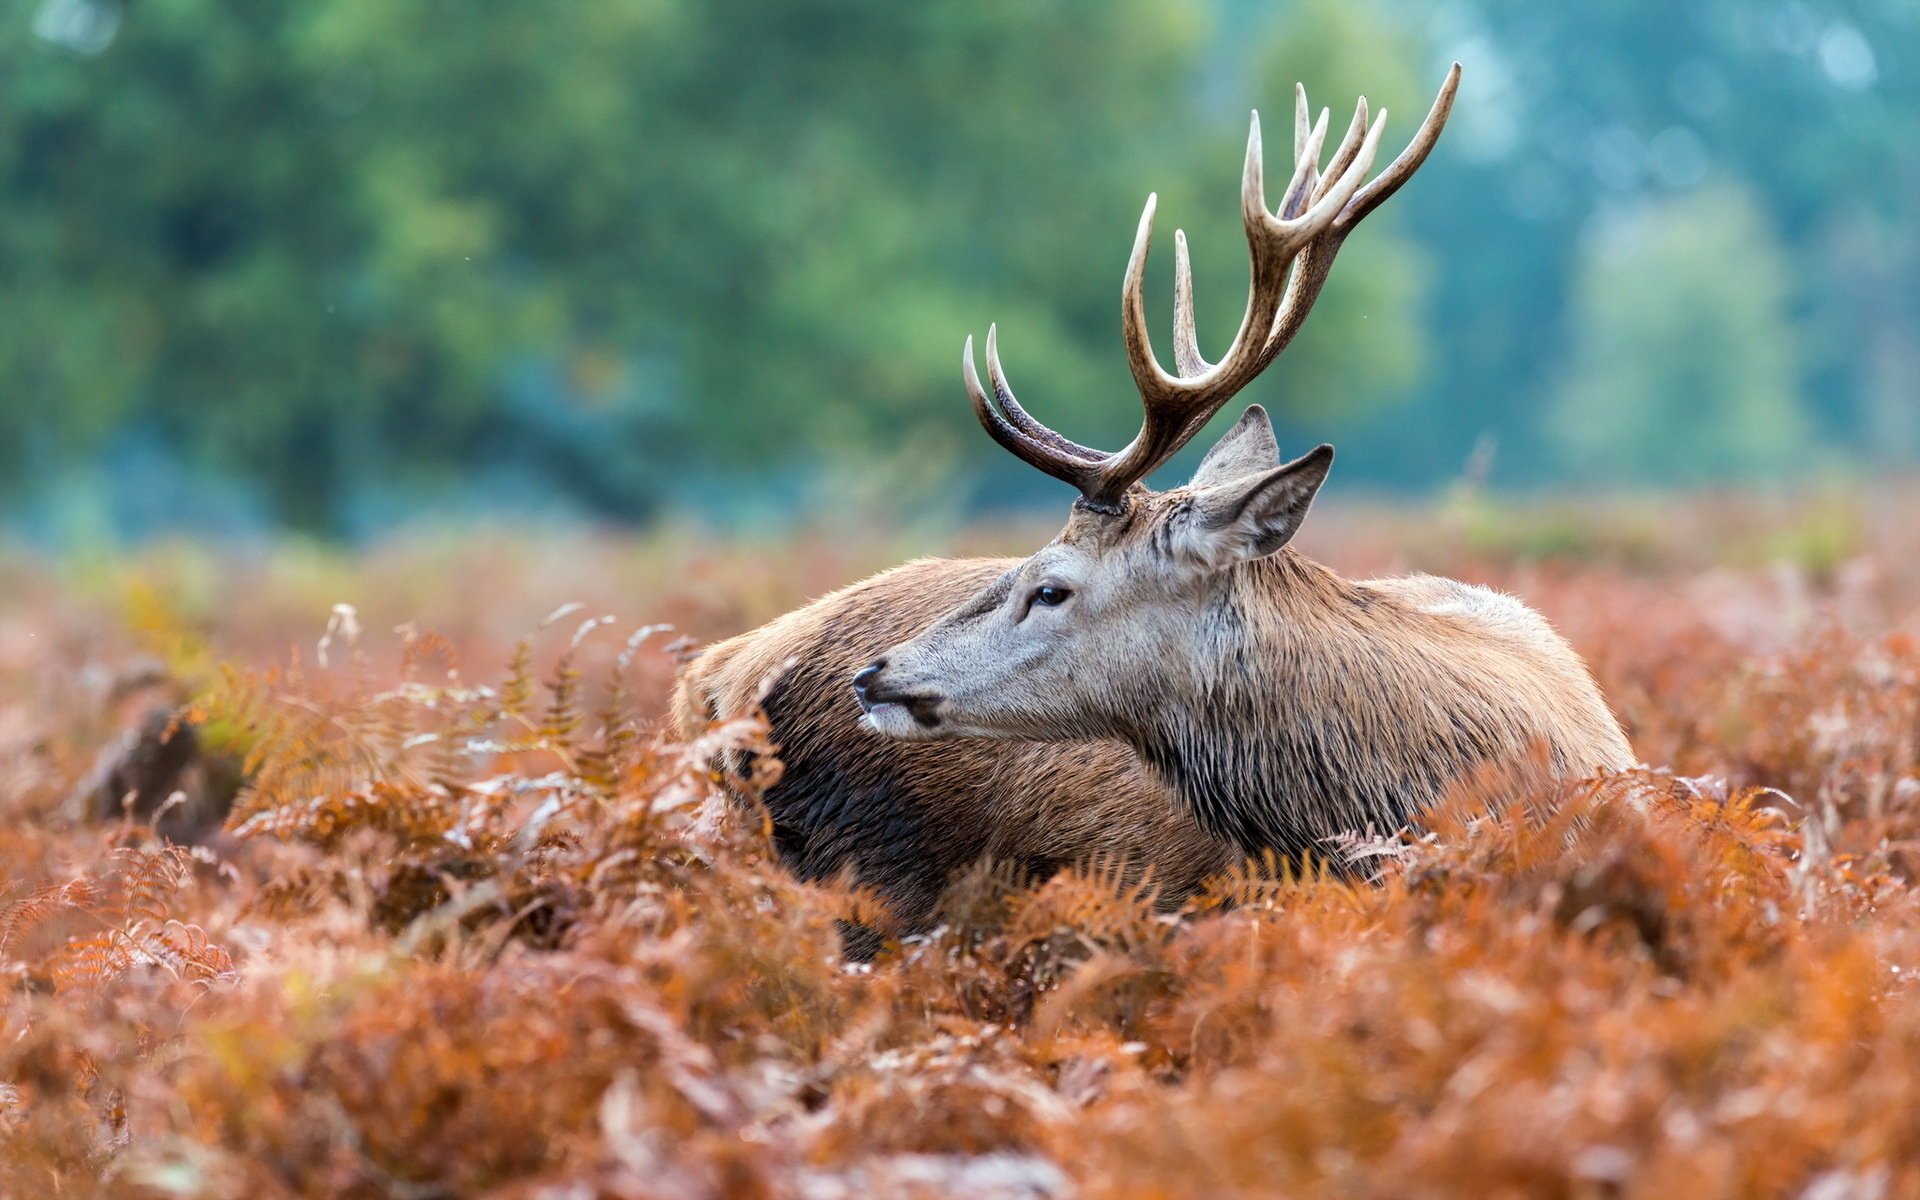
top-left (2, 486), bottom-right (1918, 1199)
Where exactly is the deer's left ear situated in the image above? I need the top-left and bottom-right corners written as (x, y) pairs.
top-left (1178, 444), bottom-right (1333, 569)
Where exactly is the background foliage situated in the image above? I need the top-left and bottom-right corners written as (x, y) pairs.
top-left (2, 0), bottom-right (1916, 537)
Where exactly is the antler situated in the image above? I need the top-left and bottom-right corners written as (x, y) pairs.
top-left (965, 63), bottom-right (1461, 512)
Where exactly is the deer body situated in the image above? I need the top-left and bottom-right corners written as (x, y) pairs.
top-left (1073, 545), bottom-right (1630, 854)
top-left (680, 64), bottom-right (1631, 923)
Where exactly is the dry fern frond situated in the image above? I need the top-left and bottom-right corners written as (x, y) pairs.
top-left (12, 505), bottom-right (1920, 1197)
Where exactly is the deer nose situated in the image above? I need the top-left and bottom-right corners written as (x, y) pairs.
top-left (852, 660), bottom-right (886, 708)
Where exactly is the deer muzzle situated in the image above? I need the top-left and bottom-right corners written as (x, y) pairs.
top-left (852, 660), bottom-right (946, 738)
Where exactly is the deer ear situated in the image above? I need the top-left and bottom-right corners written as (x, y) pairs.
top-left (1189, 405), bottom-right (1281, 490)
top-left (1180, 444), bottom-right (1333, 568)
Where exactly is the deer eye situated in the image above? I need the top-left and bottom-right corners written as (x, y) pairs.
top-left (1029, 584), bottom-right (1073, 609)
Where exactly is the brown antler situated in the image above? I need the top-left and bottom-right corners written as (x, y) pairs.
top-left (965, 63), bottom-right (1461, 512)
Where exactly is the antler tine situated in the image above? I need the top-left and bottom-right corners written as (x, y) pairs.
top-left (1312, 96), bottom-right (1373, 206)
top-left (1292, 82), bottom-right (1311, 167)
top-left (1336, 62), bottom-right (1461, 235)
top-left (963, 333), bottom-right (1100, 485)
top-left (985, 325), bottom-right (1103, 462)
top-left (1120, 191), bottom-right (1175, 399)
top-left (1171, 230), bottom-right (1209, 378)
top-left (1238, 115), bottom-right (1270, 268)
top-left (1277, 107), bottom-right (1330, 222)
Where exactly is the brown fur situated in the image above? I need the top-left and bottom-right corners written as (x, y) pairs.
top-left (672, 557), bottom-right (1239, 933)
top-left (1125, 541), bottom-right (1634, 853)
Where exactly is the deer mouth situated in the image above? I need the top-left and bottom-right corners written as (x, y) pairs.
top-left (855, 687), bottom-right (945, 736)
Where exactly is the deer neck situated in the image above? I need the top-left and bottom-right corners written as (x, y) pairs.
top-left (1124, 550), bottom-right (1441, 858)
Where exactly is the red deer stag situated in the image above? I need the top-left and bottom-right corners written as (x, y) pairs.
top-left (679, 66), bottom-right (1619, 930)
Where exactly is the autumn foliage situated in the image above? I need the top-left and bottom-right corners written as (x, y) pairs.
top-left (1, 491), bottom-right (1918, 1198)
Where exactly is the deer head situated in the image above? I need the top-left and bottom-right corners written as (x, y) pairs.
top-left (854, 67), bottom-right (1460, 743)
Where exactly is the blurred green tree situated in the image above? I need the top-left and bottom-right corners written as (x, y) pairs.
top-left (1548, 181), bottom-right (1805, 481)
top-left (0, 0), bottom-right (1228, 529)
top-left (6, 0), bottom-right (1918, 536)
top-left (1372, 0), bottom-right (1920, 486)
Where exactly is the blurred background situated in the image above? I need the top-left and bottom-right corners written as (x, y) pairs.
top-left (2, 0), bottom-right (1915, 544)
